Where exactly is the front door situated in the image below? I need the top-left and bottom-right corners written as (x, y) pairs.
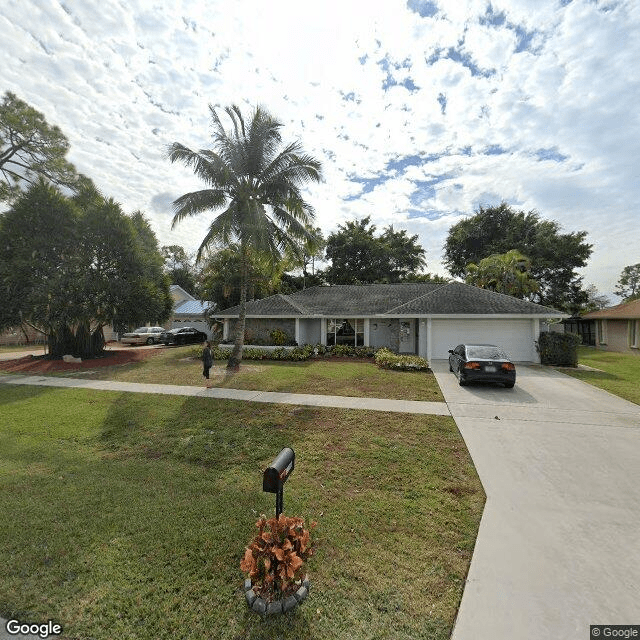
top-left (399, 320), bottom-right (415, 353)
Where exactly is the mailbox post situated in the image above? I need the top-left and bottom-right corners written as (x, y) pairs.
top-left (263, 447), bottom-right (295, 519)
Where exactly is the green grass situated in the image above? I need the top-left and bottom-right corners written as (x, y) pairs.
top-left (0, 384), bottom-right (483, 640)
top-left (0, 344), bottom-right (46, 353)
top-left (559, 346), bottom-right (640, 405)
top-left (52, 346), bottom-right (445, 402)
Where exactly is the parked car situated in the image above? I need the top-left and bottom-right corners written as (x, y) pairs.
top-left (448, 344), bottom-right (516, 388)
top-left (161, 327), bottom-right (208, 346)
top-left (121, 326), bottom-right (166, 345)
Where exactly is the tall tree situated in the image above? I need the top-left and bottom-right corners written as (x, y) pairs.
top-left (614, 264), bottom-right (640, 301)
top-left (162, 244), bottom-right (197, 294)
top-left (323, 216), bottom-right (427, 284)
top-left (465, 250), bottom-right (540, 298)
top-left (0, 180), bottom-right (171, 357)
top-left (167, 104), bottom-right (322, 370)
top-left (0, 91), bottom-right (77, 202)
top-left (443, 203), bottom-right (592, 310)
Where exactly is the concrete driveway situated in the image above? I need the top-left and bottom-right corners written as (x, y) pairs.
top-left (430, 361), bottom-right (640, 640)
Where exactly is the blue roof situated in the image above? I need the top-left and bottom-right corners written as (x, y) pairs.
top-left (174, 300), bottom-right (213, 315)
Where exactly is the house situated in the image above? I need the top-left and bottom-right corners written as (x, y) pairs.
top-left (215, 282), bottom-right (565, 362)
top-left (168, 285), bottom-right (215, 338)
top-left (582, 298), bottom-right (640, 355)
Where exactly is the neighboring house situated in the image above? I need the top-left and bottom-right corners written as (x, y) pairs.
top-left (562, 316), bottom-right (596, 346)
top-left (583, 298), bottom-right (640, 355)
top-left (168, 284), bottom-right (215, 339)
top-left (215, 282), bottom-right (564, 362)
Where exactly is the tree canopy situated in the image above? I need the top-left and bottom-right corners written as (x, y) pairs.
top-left (167, 103), bottom-right (322, 369)
top-left (0, 91), bottom-right (77, 202)
top-left (465, 250), bottom-right (540, 298)
top-left (443, 203), bottom-right (592, 310)
top-left (161, 245), bottom-right (197, 295)
top-left (0, 180), bottom-right (172, 357)
top-left (614, 264), bottom-right (640, 302)
top-left (323, 216), bottom-right (427, 284)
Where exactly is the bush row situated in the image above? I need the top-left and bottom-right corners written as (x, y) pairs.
top-left (374, 348), bottom-right (431, 372)
top-left (536, 332), bottom-right (581, 366)
top-left (191, 343), bottom-right (379, 362)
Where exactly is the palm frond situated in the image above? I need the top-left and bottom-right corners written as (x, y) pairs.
top-left (171, 189), bottom-right (227, 229)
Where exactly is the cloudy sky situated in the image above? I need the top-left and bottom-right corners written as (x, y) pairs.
top-left (2, 0), bottom-right (638, 298)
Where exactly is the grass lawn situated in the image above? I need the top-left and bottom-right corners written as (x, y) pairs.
top-left (0, 344), bottom-right (46, 353)
top-left (0, 383), bottom-right (483, 640)
top-left (559, 346), bottom-right (640, 405)
top-left (52, 346), bottom-right (445, 402)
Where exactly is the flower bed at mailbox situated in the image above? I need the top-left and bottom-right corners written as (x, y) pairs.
top-left (240, 514), bottom-right (316, 617)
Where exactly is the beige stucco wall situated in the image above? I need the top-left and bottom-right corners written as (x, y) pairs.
top-left (596, 319), bottom-right (640, 355)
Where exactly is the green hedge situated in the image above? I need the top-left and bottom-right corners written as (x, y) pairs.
top-left (374, 348), bottom-right (430, 372)
top-left (536, 332), bottom-right (581, 366)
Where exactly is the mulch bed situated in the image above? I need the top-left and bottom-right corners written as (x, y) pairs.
top-left (0, 348), bottom-right (158, 374)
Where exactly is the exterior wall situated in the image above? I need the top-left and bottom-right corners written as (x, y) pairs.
top-left (369, 319), bottom-right (400, 352)
top-left (227, 318), bottom-right (296, 345)
top-left (299, 318), bottom-right (321, 345)
top-left (595, 319), bottom-right (640, 355)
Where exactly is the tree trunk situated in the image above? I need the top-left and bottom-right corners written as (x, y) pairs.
top-left (227, 258), bottom-right (247, 371)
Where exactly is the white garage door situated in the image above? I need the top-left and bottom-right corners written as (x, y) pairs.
top-left (431, 318), bottom-right (536, 361)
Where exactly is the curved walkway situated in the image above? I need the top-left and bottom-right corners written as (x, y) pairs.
top-left (430, 361), bottom-right (640, 640)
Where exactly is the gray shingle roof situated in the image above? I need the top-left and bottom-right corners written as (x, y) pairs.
top-left (216, 283), bottom-right (563, 317)
top-left (174, 300), bottom-right (213, 315)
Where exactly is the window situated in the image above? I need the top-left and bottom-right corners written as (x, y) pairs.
top-left (597, 319), bottom-right (607, 345)
top-left (630, 320), bottom-right (639, 349)
top-left (326, 319), bottom-right (364, 346)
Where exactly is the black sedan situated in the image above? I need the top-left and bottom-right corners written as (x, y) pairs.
top-left (161, 327), bottom-right (208, 346)
top-left (448, 344), bottom-right (516, 388)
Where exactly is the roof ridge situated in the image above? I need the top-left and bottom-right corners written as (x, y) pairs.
top-left (278, 293), bottom-right (309, 315)
top-left (384, 281), bottom-right (449, 313)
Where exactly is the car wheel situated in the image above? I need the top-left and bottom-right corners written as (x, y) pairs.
top-left (504, 382), bottom-right (515, 388)
top-left (458, 377), bottom-right (467, 387)
top-left (449, 363), bottom-right (453, 372)
top-left (146, 337), bottom-right (154, 345)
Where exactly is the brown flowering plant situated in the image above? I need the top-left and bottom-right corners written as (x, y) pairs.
top-left (240, 514), bottom-right (316, 600)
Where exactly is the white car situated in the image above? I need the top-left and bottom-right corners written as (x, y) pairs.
top-left (121, 326), bottom-right (166, 345)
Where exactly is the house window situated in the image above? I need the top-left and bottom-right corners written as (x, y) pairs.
top-left (597, 319), bottom-right (607, 344)
top-left (630, 320), bottom-right (639, 349)
top-left (326, 319), bottom-right (364, 346)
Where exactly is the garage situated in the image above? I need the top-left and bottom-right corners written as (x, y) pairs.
top-left (430, 318), bottom-right (537, 361)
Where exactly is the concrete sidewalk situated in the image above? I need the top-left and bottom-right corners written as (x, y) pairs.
top-left (430, 361), bottom-right (640, 640)
top-left (0, 373), bottom-right (451, 416)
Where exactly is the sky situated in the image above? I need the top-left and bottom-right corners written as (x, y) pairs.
top-left (2, 0), bottom-right (639, 300)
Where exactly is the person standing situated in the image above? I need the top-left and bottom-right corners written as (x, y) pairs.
top-left (202, 341), bottom-right (213, 380)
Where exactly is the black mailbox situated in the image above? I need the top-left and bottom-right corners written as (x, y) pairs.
top-left (263, 447), bottom-right (295, 493)
top-left (263, 447), bottom-right (295, 518)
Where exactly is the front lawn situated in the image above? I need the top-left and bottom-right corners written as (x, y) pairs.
top-left (0, 384), bottom-right (483, 640)
top-left (560, 346), bottom-right (640, 405)
top-left (48, 346), bottom-right (445, 402)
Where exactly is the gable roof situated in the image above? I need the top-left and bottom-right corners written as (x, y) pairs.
top-left (174, 300), bottom-right (214, 315)
top-left (583, 298), bottom-right (640, 319)
top-left (215, 282), bottom-right (563, 318)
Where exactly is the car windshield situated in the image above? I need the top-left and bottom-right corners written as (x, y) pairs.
top-left (133, 327), bottom-right (148, 333)
top-left (466, 345), bottom-right (508, 360)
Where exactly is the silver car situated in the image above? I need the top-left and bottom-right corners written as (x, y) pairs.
top-left (121, 326), bottom-right (166, 345)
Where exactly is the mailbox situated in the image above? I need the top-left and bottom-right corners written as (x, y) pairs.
top-left (263, 447), bottom-right (295, 518)
top-left (263, 447), bottom-right (295, 493)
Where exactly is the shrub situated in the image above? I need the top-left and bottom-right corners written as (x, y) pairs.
top-left (327, 344), bottom-right (377, 358)
top-left (269, 328), bottom-right (289, 346)
top-left (374, 348), bottom-right (430, 371)
top-left (240, 515), bottom-right (316, 600)
top-left (536, 331), bottom-right (581, 366)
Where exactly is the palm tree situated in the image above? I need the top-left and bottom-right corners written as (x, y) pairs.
top-left (167, 104), bottom-right (322, 369)
top-left (465, 249), bottom-right (539, 298)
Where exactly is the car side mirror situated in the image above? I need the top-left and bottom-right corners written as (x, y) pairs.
top-left (448, 349), bottom-right (454, 354)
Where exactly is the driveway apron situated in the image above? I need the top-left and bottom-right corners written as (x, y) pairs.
top-left (430, 361), bottom-right (640, 640)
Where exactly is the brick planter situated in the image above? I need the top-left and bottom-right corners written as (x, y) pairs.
top-left (244, 576), bottom-right (310, 617)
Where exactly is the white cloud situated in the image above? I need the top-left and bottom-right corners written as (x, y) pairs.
top-left (1, 0), bottom-right (638, 297)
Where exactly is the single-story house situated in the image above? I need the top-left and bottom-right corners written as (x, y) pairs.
top-left (582, 298), bottom-right (640, 355)
top-left (216, 282), bottom-right (565, 362)
top-left (168, 285), bottom-right (215, 339)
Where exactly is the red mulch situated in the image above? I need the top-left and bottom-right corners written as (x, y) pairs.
top-left (0, 347), bottom-right (159, 374)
